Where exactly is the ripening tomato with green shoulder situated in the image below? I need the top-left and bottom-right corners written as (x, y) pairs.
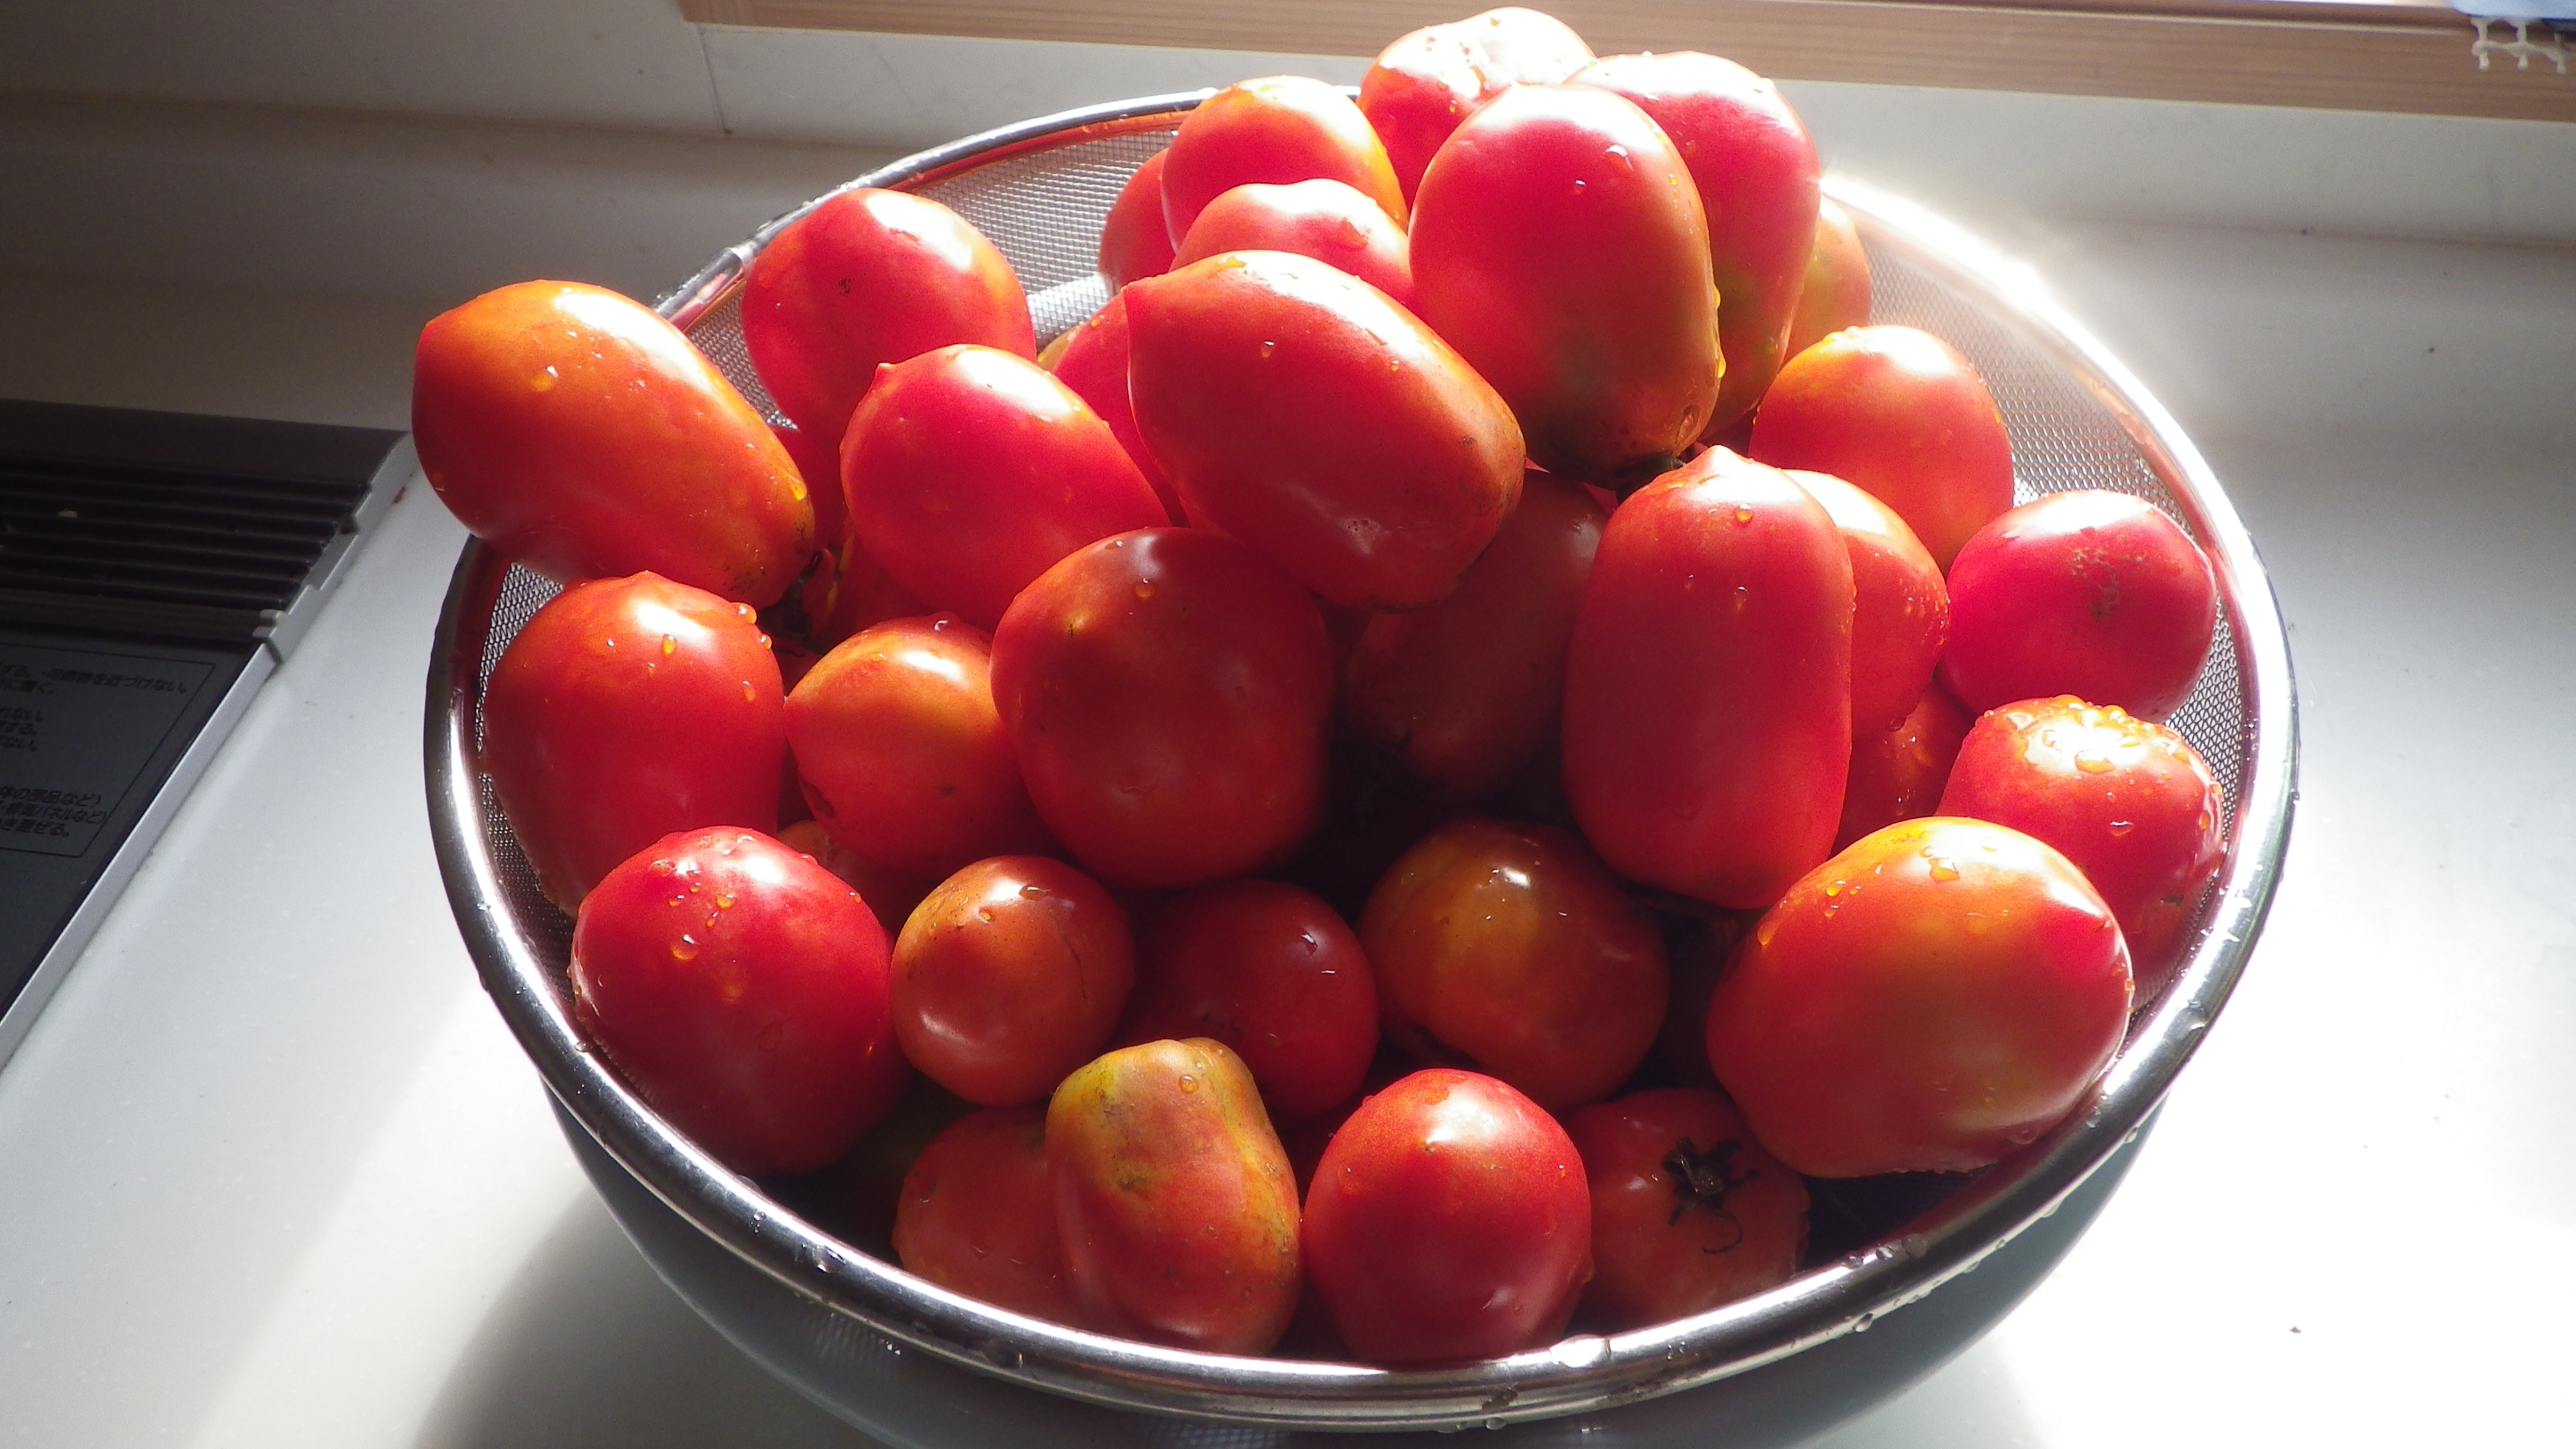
top-left (1574, 50), bottom-right (1821, 439)
top-left (413, 281), bottom-right (814, 607)
top-left (1125, 250), bottom-right (1524, 610)
top-left (570, 826), bottom-right (908, 1176)
top-left (1937, 695), bottom-right (2225, 995)
top-left (1562, 448), bottom-right (1854, 910)
top-left (483, 572), bottom-right (784, 909)
top-left (1410, 83), bottom-right (1722, 489)
top-left (738, 187), bottom-right (1034, 444)
top-left (1048, 1038), bottom-right (1303, 1353)
top-left (1706, 816), bottom-right (2134, 1177)
top-left (1160, 76), bottom-right (1405, 244)
top-left (1359, 6), bottom-right (1598, 202)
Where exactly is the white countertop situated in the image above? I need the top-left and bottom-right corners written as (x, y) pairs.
top-left (1, 34), bottom-right (2572, 1447)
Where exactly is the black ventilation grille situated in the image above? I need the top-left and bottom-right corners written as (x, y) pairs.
top-left (0, 400), bottom-right (402, 648)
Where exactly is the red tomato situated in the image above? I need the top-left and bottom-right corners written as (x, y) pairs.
top-left (569, 827), bottom-right (908, 1175)
top-left (1097, 149), bottom-right (1175, 291)
top-left (1574, 50), bottom-right (1820, 438)
top-left (1343, 471), bottom-right (1605, 802)
top-left (1788, 468), bottom-right (1950, 734)
top-left (1160, 76), bottom-right (1405, 244)
top-left (1044, 292), bottom-right (1185, 523)
top-left (1411, 83), bottom-right (1721, 487)
top-left (1048, 1039), bottom-right (1302, 1353)
top-left (784, 615), bottom-right (1052, 879)
top-left (1125, 250), bottom-right (1525, 610)
top-left (1706, 817), bottom-right (2133, 1177)
top-left (1172, 179), bottom-right (1417, 310)
top-left (1359, 7), bottom-right (1597, 202)
top-left (1940, 489), bottom-right (2219, 720)
top-left (1360, 817), bottom-right (1669, 1113)
top-left (775, 818), bottom-right (936, 938)
top-left (990, 529), bottom-right (1333, 890)
top-left (484, 573), bottom-right (783, 908)
top-left (1565, 1088), bottom-right (1808, 1329)
top-left (1562, 448), bottom-right (1854, 909)
top-left (892, 856), bottom-right (1135, 1108)
top-left (738, 187), bottom-right (1035, 441)
top-left (1938, 695), bottom-right (2225, 994)
top-left (839, 344), bottom-right (1167, 631)
top-left (893, 1105), bottom-right (1095, 1329)
top-left (413, 281), bottom-right (813, 606)
top-left (1303, 1068), bottom-right (1592, 1364)
top-left (1748, 324), bottom-right (2013, 570)
top-left (1116, 879), bottom-right (1378, 1126)
top-left (1783, 196), bottom-right (1872, 363)
top-left (768, 419), bottom-right (846, 551)
top-left (1835, 680), bottom-right (1973, 851)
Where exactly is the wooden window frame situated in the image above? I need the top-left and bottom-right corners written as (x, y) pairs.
top-left (678, 0), bottom-right (2574, 122)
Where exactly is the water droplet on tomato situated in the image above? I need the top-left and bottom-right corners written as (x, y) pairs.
top-left (1134, 580), bottom-right (1156, 600)
top-left (2076, 751), bottom-right (2114, 774)
top-left (1019, 883), bottom-right (1046, 899)
top-left (1177, 1074), bottom-right (1199, 1092)
top-left (976, 907), bottom-right (995, 924)
top-left (660, 634), bottom-right (676, 656)
top-left (1731, 505), bottom-right (1754, 526)
top-left (741, 681), bottom-right (755, 702)
top-left (1604, 144), bottom-right (1632, 171)
top-left (671, 934), bottom-right (699, 960)
top-left (1257, 340), bottom-right (1275, 358)
top-left (2109, 820), bottom-right (2135, 836)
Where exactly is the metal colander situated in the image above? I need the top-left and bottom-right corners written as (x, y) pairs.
top-left (426, 92), bottom-right (2295, 1441)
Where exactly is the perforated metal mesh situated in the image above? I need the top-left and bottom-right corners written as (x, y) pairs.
top-left (462, 113), bottom-right (2255, 1149)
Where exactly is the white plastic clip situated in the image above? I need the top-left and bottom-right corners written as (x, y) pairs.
top-left (2469, 16), bottom-right (2571, 72)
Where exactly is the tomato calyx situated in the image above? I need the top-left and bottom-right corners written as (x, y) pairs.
top-left (1661, 1134), bottom-right (1760, 1249)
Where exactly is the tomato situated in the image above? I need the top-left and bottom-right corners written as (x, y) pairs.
top-left (775, 818), bottom-right (936, 937)
top-left (1574, 50), bottom-right (1820, 438)
top-left (784, 615), bottom-right (1052, 879)
top-left (413, 281), bottom-right (813, 606)
top-left (1562, 448), bottom-right (1854, 909)
top-left (1940, 489), bottom-right (2219, 720)
top-left (1564, 1088), bottom-right (1808, 1329)
top-left (1834, 680), bottom-right (1973, 851)
top-left (892, 856), bottom-right (1135, 1107)
top-left (1171, 179), bottom-right (1417, 311)
top-left (839, 344), bottom-right (1167, 631)
top-left (738, 187), bottom-right (1035, 441)
top-left (1126, 250), bottom-right (1524, 610)
top-left (1044, 292), bottom-right (1185, 523)
top-left (1159, 76), bottom-right (1405, 244)
top-left (803, 536), bottom-right (929, 651)
top-left (1783, 196), bottom-right (1872, 363)
top-left (1343, 471), bottom-right (1604, 802)
top-left (768, 419), bottom-right (846, 550)
top-left (1303, 1068), bottom-right (1591, 1363)
top-left (1706, 816), bottom-right (2133, 1177)
top-left (1360, 817), bottom-right (1668, 1112)
top-left (1938, 695), bottom-right (2225, 994)
top-left (1116, 880), bottom-right (1377, 1126)
top-left (893, 1105), bottom-right (1095, 1329)
top-left (483, 573), bottom-right (783, 908)
top-left (1788, 468), bottom-right (1950, 734)
top-left (1748, 324), bottom-right (2013, 570)
top-left (990, 529), bottom-right (1333, 889)
top-left (569, 827), bottom-right (908, 1175)
top-left (1097, 148), bottom-right (1175, 291)
top-left (1359, 7), bottom-right (1597, 202)
top-left (1048, 1038), bottom-right (1302, 1353)
top-left (1411, 83), bottom-right (1721, 488)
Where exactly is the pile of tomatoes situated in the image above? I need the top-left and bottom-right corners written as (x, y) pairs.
top-left (413, 6), bottom-right (2229, 1367)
